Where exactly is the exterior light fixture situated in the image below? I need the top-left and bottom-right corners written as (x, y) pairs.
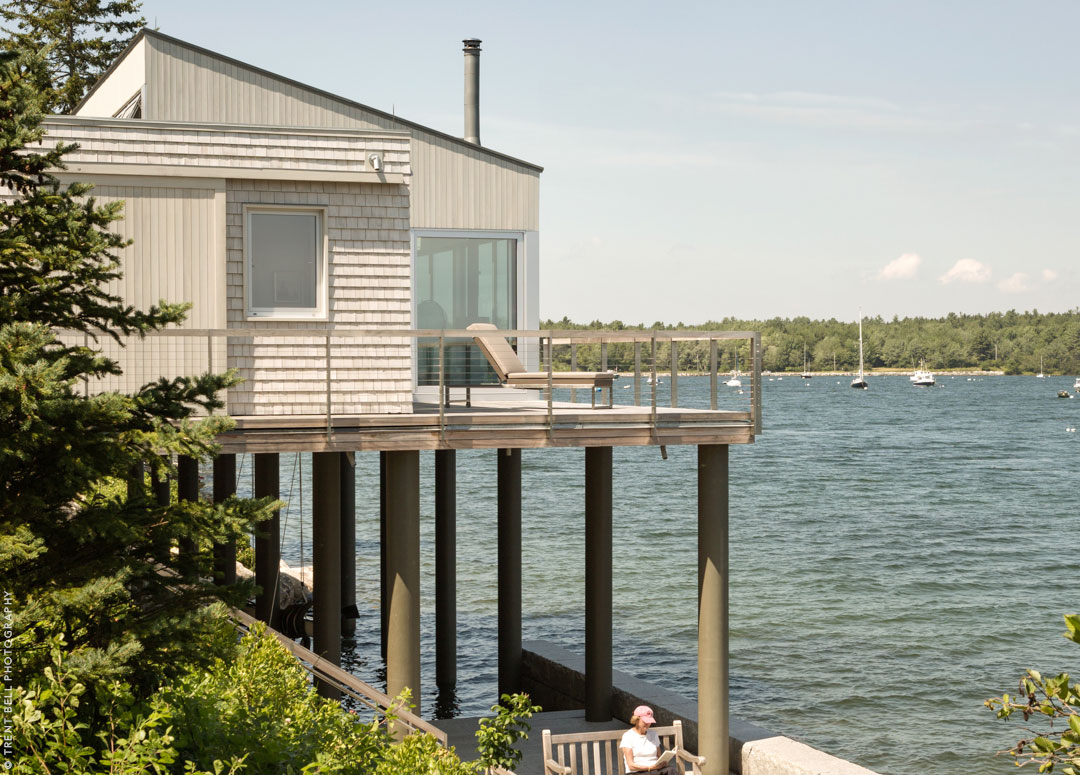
top-left (368, 152), bottom-right (383, 171)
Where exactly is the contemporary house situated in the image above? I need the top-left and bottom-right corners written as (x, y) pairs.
top-left (48, 30), bottom-right (765, 775)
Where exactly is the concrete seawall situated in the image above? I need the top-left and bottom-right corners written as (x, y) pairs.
top-left (522, 640), bottom-right (879, 775)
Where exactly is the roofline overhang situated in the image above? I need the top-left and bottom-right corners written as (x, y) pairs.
top-left (74, 28), bottom-right (544, 174)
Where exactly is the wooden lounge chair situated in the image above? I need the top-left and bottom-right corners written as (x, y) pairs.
top-left (467, 323), bottom-right (617, 408)
top-left (541, 719), bottom-right (705, 775)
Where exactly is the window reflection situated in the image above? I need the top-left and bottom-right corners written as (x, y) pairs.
top-left (415, 236), bottom-right (516, 386)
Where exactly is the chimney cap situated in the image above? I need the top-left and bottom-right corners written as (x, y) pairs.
top-left (463, 38), bottom-right (482, 50)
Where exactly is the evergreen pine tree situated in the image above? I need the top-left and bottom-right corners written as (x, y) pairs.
top-left (0, 45), bottom-right (272, 706)
top-left (0, 0), bottom-right (144, 113)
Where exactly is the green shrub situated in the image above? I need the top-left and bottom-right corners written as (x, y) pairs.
top-left (164, 621), bottom-right (388, 775)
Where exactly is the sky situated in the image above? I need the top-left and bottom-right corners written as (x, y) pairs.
top-left (139, 0), bottom-right (1080, 324)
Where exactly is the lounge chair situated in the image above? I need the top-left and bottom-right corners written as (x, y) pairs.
top-left (467, 323), bottom-right (617, 408)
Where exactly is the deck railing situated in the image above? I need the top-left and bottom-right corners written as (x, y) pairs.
top-left (229, 608), bottom-right (448, 743)
top-left (69, 327), bottom-right (762, 439)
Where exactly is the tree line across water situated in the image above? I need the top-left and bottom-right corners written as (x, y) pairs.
top-left (541, 310), bottom-right (1080, 375)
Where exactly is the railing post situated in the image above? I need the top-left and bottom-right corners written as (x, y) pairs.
top-left (710, 338), bottom-right (718, 411)
top-left (634, 341), bottom-right (642, 407)
top-left (438, 335), bottom-right (445, 442)
top-left (325, 332), bottom-right (332, 440)
top-left (670, 339), bottom-right (679, 408)
top-left (83, 333), bottom-right (90, 397)
top-left (600, 341), bottom-right (608, 372)
top-left (753, 333), bottom-right (763, 435)
top-left (570, 341), bottom-right (578, 404)
top-left (650, 337), bottom-right (657, 432)
top-left (546, 335), bottom-right (553, 439)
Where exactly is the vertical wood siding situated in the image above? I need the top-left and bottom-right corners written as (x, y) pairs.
top-left (77, 183), bottom-right (224, 397)
top-left (143, 35), bottom-right (539, 231)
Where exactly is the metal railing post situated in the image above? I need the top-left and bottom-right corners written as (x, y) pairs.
top-left (570, 341), bottom-right (577, 404)
top-left (438, 335), bottom-right (445, 442)
top-left (753, 333), bottom-right (763, 435)
top-left (546, 335), bottom-right (553, 439)
top-left (83, 333), bottom-right (90, 397)
top-left (710, 338), bottom-right (718, 411)
top-left (634, 341), bottom-right (642, 407)
top-left (670, 339), bottom-right (678, 408)
top-left (325, 333), bottom-right (332, 440)
top-left (650, 337), bottom-right (657, 432)
top-left (601, 341), bottom-right (608, 372)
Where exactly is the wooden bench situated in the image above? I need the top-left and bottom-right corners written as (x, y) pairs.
top-left (541, 720), bottom-right (705, 775)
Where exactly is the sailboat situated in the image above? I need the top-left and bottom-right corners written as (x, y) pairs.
top-left (850, 311), bottom-right (868, 389)
top-left (801, 344), bottom-right (812, 379)
top-left (726, 349), bottom-right (742, 387)
top-left (1036, 356), bottom-right (1045, 378)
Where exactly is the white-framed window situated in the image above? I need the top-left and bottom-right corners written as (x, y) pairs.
top-left (244, 206), bottom-right (327, 320)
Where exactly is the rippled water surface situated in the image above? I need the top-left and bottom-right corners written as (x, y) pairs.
top-left (234, 375), bottom-right (1079, 775)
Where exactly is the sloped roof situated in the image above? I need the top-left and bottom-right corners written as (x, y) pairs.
top-left (75, 28), bottom-right (543, 173)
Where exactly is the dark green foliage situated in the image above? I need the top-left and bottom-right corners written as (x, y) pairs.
top-left (13, 619), bottom-right (528, 774)
top-left (163, 621), bottom-right (390, 774)
top-left (543, 311), bottom-right (1080, 375)
top-left (0, 0), bottom-right (144, 113)
top-left (0, 44), bottom-right (274, 713)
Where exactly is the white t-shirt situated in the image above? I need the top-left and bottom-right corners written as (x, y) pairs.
top-left (619, 728), bottom-right (661, 772)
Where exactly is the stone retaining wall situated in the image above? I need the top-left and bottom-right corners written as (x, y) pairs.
top-left (522, 640), bottom-right (879, 775)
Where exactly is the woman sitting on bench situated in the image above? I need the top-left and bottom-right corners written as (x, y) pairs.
top-left (619, 706), bottom-right (675, 774)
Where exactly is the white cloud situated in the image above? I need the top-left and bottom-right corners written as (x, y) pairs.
top-left (939, 258), bottom-right (992, 285)
top-left (878, 253), bottom-right (922, 280)
top-left (1042, 269), bottom-right (1059, 282)
top-left (997, 272), bottom-right (1031, 293)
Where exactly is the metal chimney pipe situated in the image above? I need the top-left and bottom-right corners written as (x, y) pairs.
top-left (463, 38), bottom-right (481, 145)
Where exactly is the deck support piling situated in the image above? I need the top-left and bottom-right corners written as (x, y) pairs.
top-left (340, 451), bottom-right (356, 635)
top-left (312, 451), bottom-right (342, 699)
top-left (497, 448), bottom-right (522, 697)
top-left (212, 454), bottom-right (236, 586)
top-left (380, 451), bottom-right (389, 661)
top-left (585, 446), bottom-right (613, 721)
top-left (697, 444), bottom-right (729, 775)
top-left (253, 453), bottom-right (280, 630)
top-left (385, 450), bottom-right (421, 719)
top-left (435, 449), bottom-right (457, 690)
top-left (177, 456), bottom-right (198, 559)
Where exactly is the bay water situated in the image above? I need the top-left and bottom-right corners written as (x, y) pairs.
top-left (233, 374), bottom-right (1079, 775)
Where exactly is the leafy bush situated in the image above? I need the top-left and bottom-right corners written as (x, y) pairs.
top-left (164, 621), bottom-right (388, 775)
top-left (475, 693), bottom-right (541, 773)
top-left (986, 614), bottom-right (1080, 774)
top-left (11, 636), bottom-right (245, 775)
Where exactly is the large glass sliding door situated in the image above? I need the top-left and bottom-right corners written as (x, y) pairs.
top-left (415, 235), bottom-right (517, 386)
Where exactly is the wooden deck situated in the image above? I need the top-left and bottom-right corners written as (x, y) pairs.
top-left (216, 400), bottom-right (755, 454)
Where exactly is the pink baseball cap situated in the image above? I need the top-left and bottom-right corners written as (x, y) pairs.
top-left (633, 705), bottom-right (656, 725)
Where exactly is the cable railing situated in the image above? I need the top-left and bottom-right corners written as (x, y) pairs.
top-left (66, 327), bottom-right (762, 440)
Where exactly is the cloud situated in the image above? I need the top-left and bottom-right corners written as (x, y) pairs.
top-left (939, 259), bottom-right (992, 285)
top-left (878, 253), bottom-right (922, 280)
top-left (997, 272), bottom-right (1031, 293)
top-left (1042, 269), bottom-right (1059, 282)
